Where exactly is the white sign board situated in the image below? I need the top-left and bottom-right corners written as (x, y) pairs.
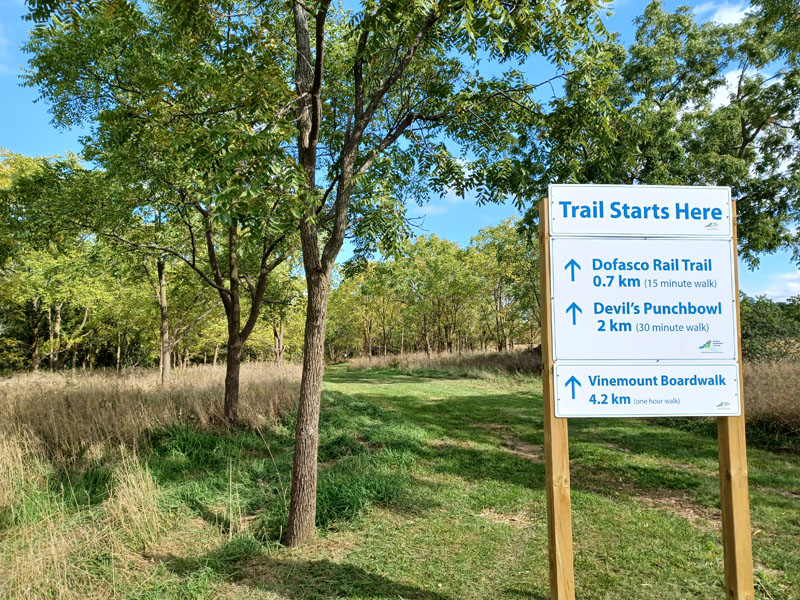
top-left (549, 185), bottom-right (733, 237)
top-left (554, 363), bottom-right (740, 418)
top-left (550, 238), bottom-right (738, 361)
top-left (547, 184), bottom-right (741, 418)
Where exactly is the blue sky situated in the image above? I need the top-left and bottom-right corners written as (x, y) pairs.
top-left (1, 0), bottom-right (798, 300)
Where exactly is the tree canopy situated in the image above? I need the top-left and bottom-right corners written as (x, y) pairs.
top-left (514, 1), bottom-right (800, 266)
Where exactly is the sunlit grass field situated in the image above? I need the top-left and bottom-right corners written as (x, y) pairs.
top-left (0, 362), bottom-right (798, 598)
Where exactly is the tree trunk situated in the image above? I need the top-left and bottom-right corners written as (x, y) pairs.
top-left (116, 328), bottom-right (122, 372)
top-left (30, 297), bottom-right (41, 372)
top-left (286, 270), bottom-right (330, 546)
top-left (221, 215), bottom-right (243, 423)
top-left (400, 322), bottom-right (404, 356)
top-left (213, 344), bottom-right (220, 367)
top-left (157, 258), bottom-right (171, 385)
top-left (31, 332), bottom-right (40, 371)
top-left (224, 334), bottom-right (242, 422)
top-left (62, 305), bottom-right (90, 372)
top-left (47, 306), bottom-right (54, 371)
top-left (363, 320), bottom-right (372, 358)
top-left (273, 322), bottom-right (285, 366)
top-left (53, 303), bottom-right (62, 370)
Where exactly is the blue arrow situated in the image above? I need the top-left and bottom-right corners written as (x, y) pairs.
top-left (566, 302), bottom-right (582, 325)
top-left (564, 258), bottom-right (581, 282)
top-left (565, 376), bottom-right (581, 400)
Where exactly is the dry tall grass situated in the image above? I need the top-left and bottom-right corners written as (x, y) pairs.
top-left (346, 348), bottom-right (542, 376)
top-left (0, 362), bottom-right (301, 462)
top-left (744, 361), bottom-right (800, 435)
top-left (0, 362), bottom-right (301, 599)
top-left (0, 442), bottom-right (163, 599)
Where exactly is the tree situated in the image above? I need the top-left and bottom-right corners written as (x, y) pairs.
top-left (284, 0), bottom-right (610, 545)
top-left (24, 1), bottom-right (301, 420)
top-left (324, 227), bottom-right (541, 359)
top-left (22, 0), bottom-right (612, 543)
top-left (1, 153), bottom-right (113, 372)
top-left (3, 154), bottom-right (221, 380)
top-left (469, 218), bottom-right (538, 351)
top-left (517, 1), bottom-right (800, 265)
top-left (326, 269), bottom-right (366, 360)
top-left (753, 0), bottom-right (800, 60)
top-left (740, 292), bottom-right (800, 360)
top-left (258, 261), bottom-right (305, 365)
top-left (0, 151), bottom-right (45, 266)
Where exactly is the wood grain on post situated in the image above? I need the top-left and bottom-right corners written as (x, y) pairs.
top-left (718, 200), bottom-right (755, 599)
top-left (539, 199), bottom-right (576, 600)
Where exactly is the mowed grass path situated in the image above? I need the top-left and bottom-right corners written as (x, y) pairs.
top-left (304, 367), bottom-right (798, 600)
top-left (7, 366), bottom-right (798, 599)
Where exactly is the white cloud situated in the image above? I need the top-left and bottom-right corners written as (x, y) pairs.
top-left (694, 1), bottom-right (752, 25)
top-left (0, 23), bottom-right (11, 74)
top-left (411, 203), bottom-right (449, 217)
top-left (710, 70), bottom-right (741, 109)
top-left (763, 271), bottom-right (800, 301)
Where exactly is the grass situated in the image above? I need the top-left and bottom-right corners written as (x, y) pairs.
top-left (743, 361), bottom-right (800, 437)
top-left (651, 361), bottom-right (800, 455)
top-left (0, 362), bottom-right (301, 461)
top-left (0, 360), bottom-right (798, 598)
top-left (345, 348), bottom-right (542, 378)
top-left (347, 355), bottom-right (800, 452)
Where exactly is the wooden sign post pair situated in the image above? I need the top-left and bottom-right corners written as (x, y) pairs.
top-left (539, 185), bottom-right (754, 599)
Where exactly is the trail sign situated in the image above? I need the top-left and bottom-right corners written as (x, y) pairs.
top-left (551, 238), bottom-right (739, 363)
top-left (554, 363), bottom-right (740, 417)
top-left (547, 186), bottom-right (741, 418)
top-left (539, 185), bottom-right (754, 600)
top-left (549, 184), bottom-right (733, 237)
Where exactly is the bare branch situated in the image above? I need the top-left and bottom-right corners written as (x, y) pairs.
top-left (103, 231), bottom-right (232, 298)
top-left (354, 10), bottom-right (440, 140)
top-left (240, 236), bottom-right (298, 341)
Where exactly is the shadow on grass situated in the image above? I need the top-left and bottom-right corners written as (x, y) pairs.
top-left (420, 441), bottom-right (547, 490)
top-left (657, 416), bottom-right (800, 455)
top-left (325, 379), bottom-right (798, 517)
top-left (500, 588), bottom-right (549, 600)
top-left (324, 369), bottom-right (435, 386)
top-left (124, 369), bottom-right (795, 553)
top-left (49, 462), bottom-right (113, 508)
top-left (242, 557), bottom-right (454, 600)
top-left (153, 537), bottom-right (453, 600)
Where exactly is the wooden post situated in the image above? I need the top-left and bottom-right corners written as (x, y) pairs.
top-left (540, 199), bottom-right (576, 600)
top-left (718, 201), bottom-right (754, 599)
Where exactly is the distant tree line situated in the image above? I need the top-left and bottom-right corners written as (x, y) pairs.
top-left (0, 208), bottom-right (541, 373)
top-left (326, 220), bottom-right (540, 360)
top-left (0, 153), bottom-right (307, 377)
top-left (740, 293), bottom-right (800, 361)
